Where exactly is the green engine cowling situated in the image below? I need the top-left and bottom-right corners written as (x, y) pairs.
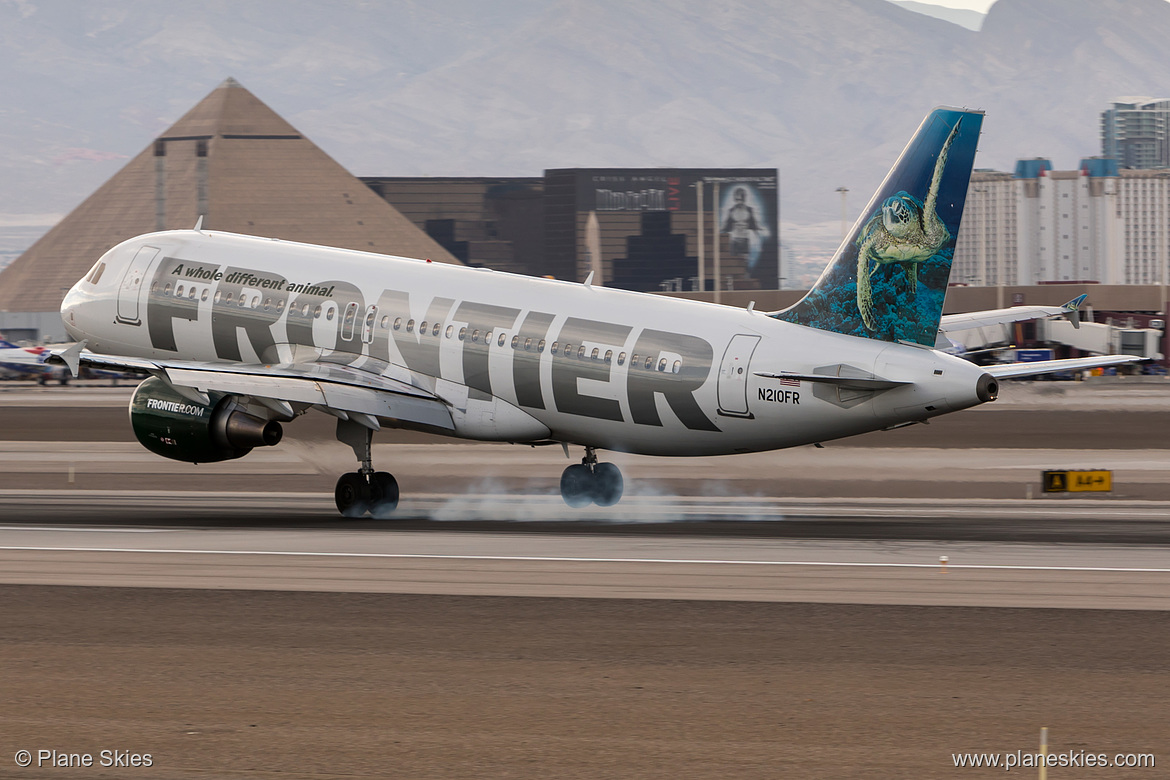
top-left (129, 376), bottom-right (283, 463)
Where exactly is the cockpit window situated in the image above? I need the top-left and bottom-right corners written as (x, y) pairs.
top-left (85, 262), bottom-right (106, 285)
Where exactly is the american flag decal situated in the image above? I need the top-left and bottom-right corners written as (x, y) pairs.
top-left (777, 375), bottom-right (800, 387)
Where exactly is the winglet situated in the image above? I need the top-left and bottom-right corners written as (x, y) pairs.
top-left (1062, 293), bottom-right (1087, 329)
top-left (194, 215), bottom-right (205, 232)
top-left (583, 270), bottom-right (595, 288)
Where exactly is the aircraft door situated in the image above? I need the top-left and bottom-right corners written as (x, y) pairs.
top-left (361, 305), bottom-right (377, 344)
top-left (717, 334), bottom-right (761, 418)
top-left (340, 302), bottom-right (359, 342)
top-left (115, 246), bottom-right (160, 325)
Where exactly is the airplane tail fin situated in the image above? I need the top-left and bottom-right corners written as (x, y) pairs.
top-left (773, 107), bottom-right (984, 347)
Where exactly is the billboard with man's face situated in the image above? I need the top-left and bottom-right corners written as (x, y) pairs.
top-left (574, 168), bottom-right (779, 290)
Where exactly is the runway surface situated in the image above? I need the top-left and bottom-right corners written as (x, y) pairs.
top-left (1, 586), bottom-right (1164, 780)
top-left (1, 523), bottom-right (1168, 609)
top-left (2, 382), bottom-right (1169, 778)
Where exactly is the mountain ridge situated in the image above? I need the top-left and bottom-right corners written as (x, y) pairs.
top-left (1, 0), bottom-right (1167, 264)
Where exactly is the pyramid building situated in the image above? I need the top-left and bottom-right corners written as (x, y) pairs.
top-left (0, 78), bottom-right (459, 315)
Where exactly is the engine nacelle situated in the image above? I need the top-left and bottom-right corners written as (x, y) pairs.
top-left (129, 376), bottom-right (283, 463)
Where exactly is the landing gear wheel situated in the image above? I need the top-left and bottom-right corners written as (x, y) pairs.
top-left (368, 471), bottom-right (400, 519)
top-left (335, 472), bottom-right (371, 518)
top-left (592, 462), bottom-right (623, 507)
top-left (560, 463), bottom-right (595, 508)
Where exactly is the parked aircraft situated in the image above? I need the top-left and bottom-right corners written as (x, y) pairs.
top-left (936, 294), bottom-right (1087, 356)
top-left (0, 339), bottom-right (69, 384)
top-left (54, 107), bottom-right (1137, 517)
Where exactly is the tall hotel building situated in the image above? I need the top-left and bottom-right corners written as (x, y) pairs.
top-left (953, 159), bottom-right (1122, 286)
top-left (952, 159), bottom-right (1170, 287)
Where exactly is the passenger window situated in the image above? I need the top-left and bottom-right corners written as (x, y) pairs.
top-left (672, 360), bottom-right (681, 374)
top-left (658, 358), bottom-right (667, 372)
top-left (251, 296), bottom-right (260, 308)
top-left (432, 323), bottom-right (441, 336)
top-left (393, 317), bottom-right (402, 330)
top-left (164, 283), bottom-right (172, 295)
top-left (150, 281), bottom-right (157, 293)
top-left (239, 296), bottom-right (248, 308)
top-left (277, 299), bottom-right (285, 311)
top-left (484, 331), bottom-right (493, 344)
top-left (630, 353), bottom-right (638, 366)
top-left (314, 305), bottom-right (322, 319)
top-left (471, 329), bottom-right (480, 342)
top-left (446, 325), bottom-right (454, 339)
top-left (263, 297), bottom-right (271, 309)
top-left (201, 289), bottom-right (209, 302)
top-left (645, 356), bottom-right (654, 369)
top-left (188, 287), bottom-right (197, 300)
top-left (550, 341), bottom-right (558, 354)
top-left (224, 291), bottom-right (232, 302)
top-left (524, 337), bottom-right (532, 351)
top-left (380, 315), bottom-right (389, 328)
top-left (618, 352), bottom-right (626, 366)
top-left (537, 339), bottom-right (545, 353)
top-left (420, 320), bottom-right (428, 333)
top-left (325, 306), bottom-right (334, 320)
top-left (511, 335), bottom-right (520, 349)
top-left (302, 304), bottom-right (310, 316)
top-left (406, 319), bottom-right (415, 333)
top-left (604, 350), bottom-right (612, 364)
top-left (176, 285), bottom-right (184, 297)
top-left (459, 327), bottom-right (467, 341)
top-left (498, 333), bottom-right (506, 347)
top-left (214, 291), bottom-right (222, 303)
top-left (581, 346), bottom-right (590, 359)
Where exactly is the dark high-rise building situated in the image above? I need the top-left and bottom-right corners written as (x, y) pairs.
top-left (543, 168), bottom-right (779, 292)
top-left (366, 168), bottom-right (779, 293)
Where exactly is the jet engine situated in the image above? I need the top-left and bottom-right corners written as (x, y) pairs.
top-left (129, 376), bottom-right (283, 463)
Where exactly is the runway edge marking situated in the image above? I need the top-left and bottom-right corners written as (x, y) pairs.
top-left (2, 546), bottom-right (1169, 573)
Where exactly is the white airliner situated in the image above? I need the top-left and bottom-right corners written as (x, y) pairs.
top-left (54, 107), bottom-right (1137, 517)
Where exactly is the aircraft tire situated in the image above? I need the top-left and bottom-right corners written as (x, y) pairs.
top-left (335, 472), bottom-right (371, 518)
top-left (369, 471), bottom-right (400, 519)
top-left (592, 462), bottom-right (623, 506)
top-left (560, 463), bottom-right (594, 508)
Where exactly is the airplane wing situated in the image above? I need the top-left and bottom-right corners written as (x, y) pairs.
top-left (938, 294), bottom-right (1086, 334)
top-left (983, 354), bottom-right (1141, 379)
top-left (49, 345), bottom-right (454, 432)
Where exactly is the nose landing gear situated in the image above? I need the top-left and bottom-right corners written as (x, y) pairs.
top-left (334, 418), bottom-right (399, 519)
top-left (560, 446), bottom-right (624, 508)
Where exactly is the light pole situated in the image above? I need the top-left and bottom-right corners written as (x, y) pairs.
top-left (835, 186), bottom-right (849, 242)
top-left (695, 180), bottom-right (705, 294)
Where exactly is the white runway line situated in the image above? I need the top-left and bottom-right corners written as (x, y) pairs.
top-left (2, 546), bottom-right (1169, 573)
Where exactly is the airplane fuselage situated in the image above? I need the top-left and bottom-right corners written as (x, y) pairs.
top-left (62, 230), bottom-right (992, 456)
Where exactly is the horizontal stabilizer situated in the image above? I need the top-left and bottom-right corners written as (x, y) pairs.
top-left (984, 355), bottom-right (1141, 379)
top-left (755, 371), bottom-right (910, 391)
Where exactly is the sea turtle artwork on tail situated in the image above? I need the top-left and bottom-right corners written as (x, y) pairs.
top-left (855, 117), bottom-right (962, 331)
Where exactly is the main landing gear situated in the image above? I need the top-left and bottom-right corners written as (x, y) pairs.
top-left (334, 418), bottom-right (399, 519)
top-left (560, 446), bottom-right (623, 508)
